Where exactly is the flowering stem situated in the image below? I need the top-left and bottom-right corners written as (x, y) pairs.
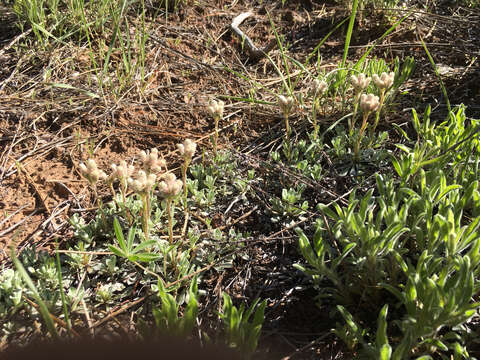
top-left (372, 90), bottom-right (385, 134)
top-left (121, 186), bottom-right (127, 210)
top-left (141, 193), bottom-right (151, 242)
top-left (283, 113), bottom-right (293, 162)
top-left (109, 183), bottom-right (117, 207)
top-left (359, 112), bottom-right (369, 138)
top-left (93, 186), bottom-right (107, 226)
top-left (166, 198), bottom-right (174, 245)
top-left (182, 161), bottom-right (189, 206)
top-left (284, 113), bottom-right (290, 140)
top-left (354, 112), bottom-right (370, 161)
top-left (312, 97), bottom-right (319, 140)
top-left (350, 93), bottom-right (361, 136)
top-left (111, 180), bottom-right (131, 225)
top-left (120, 188), bottom-right (132, 225)
top-left (181, 160), bottom-right (189, 236)
top-left (213, 116), bottom-right (219, 156)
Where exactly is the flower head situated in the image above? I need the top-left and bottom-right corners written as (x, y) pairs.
top-left (351, 74), bottom-right (371, 94)
top-left (312, 79), bottom-right (328, 96)
top-left (278, 95), bottom-right (294, 117)
top-left (158, 173), bottom-right (183, 199)
top-left (177, 138), bottom-right (197, 160)
top-left (360, 94), bottom-right (380, 113)
top-left (373, 72), bottom-right (395, 90)
top-left (79, 159), bottom-right (107, 186)
top-left (207, 100), bottom-right (225, 120)
top-left (139, 148), bottom-right (166, 174)
top-left (128, 170), bottom-right (156, 195)
top-left (108, 160), bottom-right (135, 190)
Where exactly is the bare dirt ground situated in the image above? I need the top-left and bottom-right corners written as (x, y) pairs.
top-left (1, 0), bottom-right (480, 357)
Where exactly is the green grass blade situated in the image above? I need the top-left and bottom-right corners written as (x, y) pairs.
top-left (102, 0), bottom-right (128, 88)
top-left (304, 16), bottom-right (349, 67)
top-left (420, 39), bottom-right (451, 113)
top-left (355, 10), bottom-right (413, 70)
top-left (341, 0), bottom-right (359, 69)
top-left (56, 246), bottom-right (72, 336)
top-left (267, 11), bottom-right (292, 93)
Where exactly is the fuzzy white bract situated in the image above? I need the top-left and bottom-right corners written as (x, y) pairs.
top-left (158, 173), bottom-right (183, 199)
top-left (109, 160), bottom-right (134, 188)
top-left (139, 148), bottom-right (166, 174)
top-left (373, 72), bottom-right (395, 90)
top-left (360, 94), bottom-right (380, 113)
top-left (128, 170), bottom-right (156, 194)
top-left (312, 79), bottom-right (328, 95)
top-left (278, 95), bottom-right (294, 117)
top-left (208, 100), bottom-right (225, 120)
top-left (177, 139), bottom-right (197, 160)
top-left (351, 74), bottom-right (371, 94)
top-left (79, 159), bottom-right (107, 185)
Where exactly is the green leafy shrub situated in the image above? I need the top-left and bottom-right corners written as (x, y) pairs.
top-left (296, 106), bottom-right (480, 358)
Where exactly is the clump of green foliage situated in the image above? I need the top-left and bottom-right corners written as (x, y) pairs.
top-left (295, 105), bottom-right (480, 358)
top-left (1, 135), bottom-right (265, 357)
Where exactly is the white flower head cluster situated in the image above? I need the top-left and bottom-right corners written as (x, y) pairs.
top-left (109, 160), bottom-right (134, 188)
top-left (128, 170), bottom-right (156, 195)
top-left (360, 94), bottom-right (380, 113)
top-left (312, 79), bottom-right (328, 96)
top-left (177, 138), bottom-right (197, 160)
top-left (158, 173), bottom-right (183, 199)
top-left (351, 74), bottom-right (371, 94)
top-left (79, 159), bottom-right (107, 186)
top-left (208, 99), bottom-right (225, 120)
top-left (373, 72), bottom-right (395, 90)
top-left (139, 148), bottom-right (166, 174)
top-left (278, 95), bottom-right (294, 117)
